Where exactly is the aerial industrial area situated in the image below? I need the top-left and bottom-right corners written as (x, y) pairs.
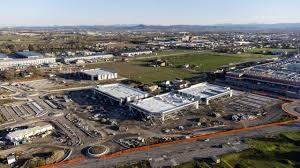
top-left (0, 24), bottom-right (299, 168)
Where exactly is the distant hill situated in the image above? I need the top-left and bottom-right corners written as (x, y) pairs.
top-left (1, 23), bottom-right (300, 32)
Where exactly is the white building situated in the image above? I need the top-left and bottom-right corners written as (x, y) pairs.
top-left (178, 82), bottom-right (233, 105)
top-left (7, 155), bottom-right (16, 165)
top-left (94, 83), bottom-right (150, 106)
top-left (6, 124), bottom-right (54, 143)
top-left (130, 92), bottom-right (198, 121)
top-left (0, 57), bottom-right (56, 69)
top-left (121, 51), bottom-right (153, 57)
top-left (63, 54), bottom-right (114, 63)
top-left (78, 69), bottom-right (118, 81)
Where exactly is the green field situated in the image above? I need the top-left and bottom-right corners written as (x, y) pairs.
top-left (170, 132), bottom-right (300, 168)
top-left (248, 48), bottom-right (297, 53)
top-left (85, 51), bottom-right (272, 84)
top-left (218, 132), bottom-right (300, 168)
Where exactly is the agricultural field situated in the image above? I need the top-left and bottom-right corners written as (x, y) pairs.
top-left (85, 51), bottom-right (272, 84)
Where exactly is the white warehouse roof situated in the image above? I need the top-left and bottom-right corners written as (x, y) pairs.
top-left (6, 124), bottom-right (54, 143)
top-left (95, 83), bottom-right (149, 100)
top-left (81, 69), bottom-right (116, 76)
top-left (131, 92), bottom-right (195, 114)
top-left (178, 82), bottom-right (231, 100)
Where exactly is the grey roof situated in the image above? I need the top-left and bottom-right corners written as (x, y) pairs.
top-left (16, 51), bottom-right (43, 58)
top-left (0, 53), bottom-right (8, 59)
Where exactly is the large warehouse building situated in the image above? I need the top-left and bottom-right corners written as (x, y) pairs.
top-left (0, 57), bottom-right (56, 69)
top-left (224, 56), bottom-right (300, 98)
top-left (63, 54), bottom-right (114, 63)
top-left (121, 51), bottom-right (153, 57)
top-left (130, 92), bottom-right (198, 121)
top-left (94, 84), bottom-right (150, 106)
top-left (94, 82), bottom-right (232, 121)
top-left (178, 82), bottom-right (233, 105)
top-left (78, 69), bottom-right (118, 81)
top-left (6, 124), bottom-right (54, 144)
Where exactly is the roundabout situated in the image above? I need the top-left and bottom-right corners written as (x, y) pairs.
top-left (86, 145), bottom-right (110, 158)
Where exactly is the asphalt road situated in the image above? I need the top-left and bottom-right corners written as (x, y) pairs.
top-left (62, 121), bottom-right (300, 168)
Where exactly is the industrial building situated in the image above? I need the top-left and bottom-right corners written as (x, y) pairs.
top-left (0, 57), bottom-right (56, 69)
top-left (15, 51), bottom-right (43, 59)
top-left (130, 92), bottom-right (198, 121)
top-left (177, 82), bottom-right (233, 105)
top-left (121, 51), bottom-right (153, 57)
top-left (63, 54), bottom-right (114, 63)
top-left (5, 124), bottom-right (54, 144)
top-left (0, 53), bottom-right (11, 60)
top-left (94, 84), bottom-right (150, 106)
top-left (224, 56), bottom-right (300, 98)
top-left (78, 69), bottom-right (118, 81)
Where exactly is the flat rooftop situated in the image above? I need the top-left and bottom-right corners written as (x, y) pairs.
top-left (80, 69), bottom-right (116, 76)
top-left (178, 83), bottom-right (231, 99)
top-left (0, 53), bottom-right (8, 59)
top-left (131, 92), bottom-right (194, 114)
top-left (16, 51), bottom-right (43, 57)
top-left (227, 56), bottom-right (300, 85)
top-left (95, 83), bottom-right (148, 99)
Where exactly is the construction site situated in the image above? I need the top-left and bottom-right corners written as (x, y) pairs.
top-left (0, 76), bottom-right (294, 168)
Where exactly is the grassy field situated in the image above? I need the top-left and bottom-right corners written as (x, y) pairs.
top-left (160, 52), bottom-right (270, 71)
top-left (170, 132), bottom-right (300, 168)
top-left (85, 51), bottom-right (272, 84)
top-left (218, 132), bottom-right (300, 168)
top-left (248, 48), bottom-right (297, 53)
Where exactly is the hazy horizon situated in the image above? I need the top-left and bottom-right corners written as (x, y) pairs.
top-left (1, 0), bottom-right (300, 27)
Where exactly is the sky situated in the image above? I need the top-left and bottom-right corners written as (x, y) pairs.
top-left (1, 0), bottom-right (300, 26)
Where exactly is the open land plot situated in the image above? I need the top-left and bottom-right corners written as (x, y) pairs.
top-left (162, 52), bottom-right (274, 71)
top-left (85, 52), bottom-right (270, 84)
top-left (217, 131), bottom-right (300, 168)
top-left (170, 131), bottom-right (300, 168)
top-left (247, 48), bottom-right (297, 53)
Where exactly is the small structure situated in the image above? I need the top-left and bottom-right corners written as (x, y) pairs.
top-left (130, 92), bottom-right (198, 121)
top-left (143, 85), bottom-right (159, 92)
top-left (150, 59), bottom-right (167, 67)
top-left (7, 155), bottom-right (16, 165)
top-left (94, 84), bottom-right (150, 106)
top-left (178, 82), bottom-right (232, 105)
top-left (77, 69), bottom-right (118, 81)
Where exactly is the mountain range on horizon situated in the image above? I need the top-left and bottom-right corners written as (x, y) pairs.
top-left (2, 23), bottom-right (300, 32)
